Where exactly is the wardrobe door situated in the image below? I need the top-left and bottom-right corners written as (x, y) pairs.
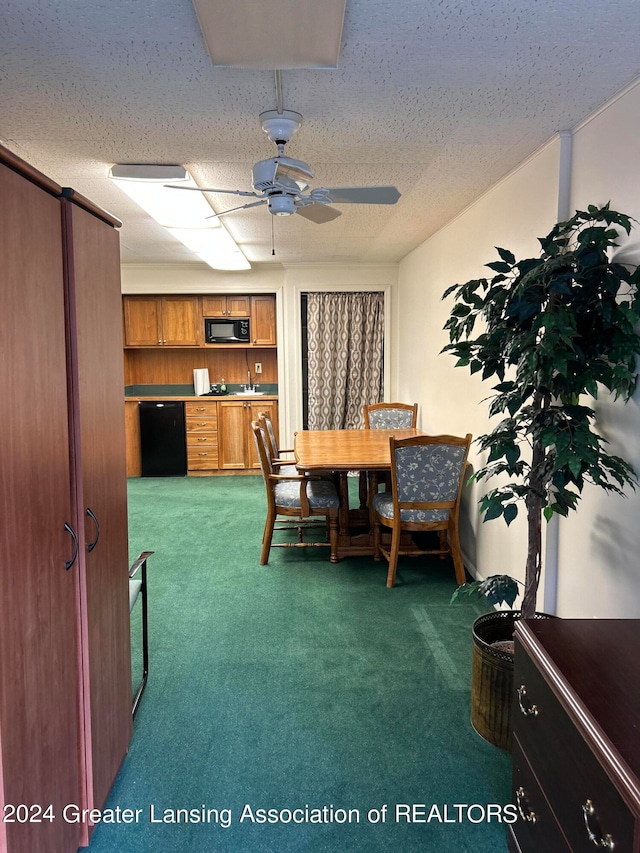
top-left (0, 165), bottom-right (83, 852)
top-left (63, 199), bottom-right (132, 817)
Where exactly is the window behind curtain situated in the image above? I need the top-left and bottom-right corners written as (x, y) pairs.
top-left (302, 291), bottom-right (384, 430)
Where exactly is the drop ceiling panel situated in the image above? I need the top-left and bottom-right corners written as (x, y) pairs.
top-left (192, 0), bottom-right (346, 69)
top-left (2, 0), bottom-right (640, 267)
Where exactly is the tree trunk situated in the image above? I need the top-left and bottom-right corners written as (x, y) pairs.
top-left (522, 438), bottom-right (544, 618)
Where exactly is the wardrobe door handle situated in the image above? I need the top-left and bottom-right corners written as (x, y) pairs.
top-left (64, 523), bottom-right (79, 570)
top-left (86, 507), bottom-right (100, 552)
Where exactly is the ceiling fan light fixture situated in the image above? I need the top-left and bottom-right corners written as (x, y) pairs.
top-left (109, 164), bottom-right (250, 270)
top-left (268, 195), bottom-right (296, 216)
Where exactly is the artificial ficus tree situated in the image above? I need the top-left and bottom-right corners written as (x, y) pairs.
top-left (444, 204), bottom-right (640, 618)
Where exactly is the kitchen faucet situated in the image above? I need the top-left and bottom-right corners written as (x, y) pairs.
top-left (247, 369), bottom-right (252, 390)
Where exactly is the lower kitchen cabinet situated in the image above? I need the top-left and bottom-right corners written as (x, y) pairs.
top-left (185, 400), bottom-right (219, 473)
top-left (510, 619), bottom-right (640, 853)
top-left (218, 400), bottom-right (279, 470)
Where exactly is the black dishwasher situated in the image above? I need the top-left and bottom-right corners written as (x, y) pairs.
top-left (139, 402), bottom-right (187, 476)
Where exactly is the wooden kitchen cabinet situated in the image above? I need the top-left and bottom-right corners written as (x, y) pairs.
top-left (123, 295), bottom-right (200, 346)
top-left (218, 399), bottom-right (279, 470)
top-left (202, 294), bottom-right (251, 317)
top-left (0, 148), bottom-right (131, 853)
top-left (509, 619), bottom-right (640, 853)
top-left (185, 400), bottom-right (219, 473)
top-left (251, 294), bottom-right (277, 346)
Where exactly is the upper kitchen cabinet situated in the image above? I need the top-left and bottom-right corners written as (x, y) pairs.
top-left (202, 294), bottom-right (251, 317)
top-left (123, 295), bottom-right (200, 346)
top-left (251, 295), bottom-right (277, 346)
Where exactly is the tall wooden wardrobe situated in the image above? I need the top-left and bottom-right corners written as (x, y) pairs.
top-left (0, 147), bottom-right (132, 852)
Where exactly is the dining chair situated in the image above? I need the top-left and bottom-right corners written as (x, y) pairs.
top-left (129, 550), bottom-right (153, 717)
top-left (371, 433), bottom-right (472, 588)
top-left (363, 401), bottom-right (418, 430)
top-left (258, 410), bottom-right (298, 475)
top-left (251, 418), bottom-right (340, 564)
top-left (360, 402), bottom-right (419, 505)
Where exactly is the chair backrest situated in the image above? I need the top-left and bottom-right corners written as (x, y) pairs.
top-left (251, 419), bottom-right (275, 481)
top-left (364, 402), bottom-right (418, 430)
top-left (390, 433), bottom-right (472, 513)
top-left (258, 410), bottom-right (279, 459)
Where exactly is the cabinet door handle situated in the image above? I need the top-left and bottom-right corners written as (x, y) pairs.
top-left (158, 339), bottom-right (162, 344)
top-left (517, 684), bottom-right (538, 716)
top-left (86, 507), bottom-right (100, 552)
top-left (64, 523), bottom-right (79, 570)
top-left (515, 787), bottom-right (536, 823)
top-left (582, 800), bottom-right (614, 849)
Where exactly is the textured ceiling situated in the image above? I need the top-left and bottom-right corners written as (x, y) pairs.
top-left (2, 0), bottom-right (640, 267)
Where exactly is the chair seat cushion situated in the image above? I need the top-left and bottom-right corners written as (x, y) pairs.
top-left (275, 478), bottom-right (340, 509)
top-left (372, 492), bottom-right (450, 523)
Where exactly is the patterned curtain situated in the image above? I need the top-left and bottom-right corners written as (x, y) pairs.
top-left (307, 291), bottom-right (384, 429)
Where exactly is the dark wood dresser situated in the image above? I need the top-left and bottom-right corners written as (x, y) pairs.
top-left (509, 619), bottom-right (640, 853)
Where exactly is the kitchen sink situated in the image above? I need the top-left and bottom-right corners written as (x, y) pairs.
top-left (236, 390), bottom-right (265, 396)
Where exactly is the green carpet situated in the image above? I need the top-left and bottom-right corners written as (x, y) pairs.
top-left (88, 476), bottom-right (511, 852)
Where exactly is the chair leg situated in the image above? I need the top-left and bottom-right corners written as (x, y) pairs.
top-left (438, 529), bottom-right (447, 559)
top-left (358, 471), bottom-right (368, 509)
top-left (448, 519), bottom-right (466, 585)
top-left (328, 511), bottom-right (339, 563)
top-left (386, 523), bottom-right (401, 588)
top-left (260, 505), bottom-right (276, 565)
top-left (372, 516), bottom-right (382, 561)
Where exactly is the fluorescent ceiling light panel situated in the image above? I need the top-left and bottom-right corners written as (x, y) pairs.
top-left (109, 164), bottom-right (250, 270)
top-left (192, 0), bottom-right (346, 69)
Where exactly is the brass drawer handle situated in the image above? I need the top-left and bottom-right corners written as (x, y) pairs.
top-left (197, 437), bottom-right (208, 442)
top-left (515, 787), bottom-right (536, 823)
top-left (198, 452), bottom-right (208, 456)
top-left (582, 800), bottom-right (614, 849)
top-left (517, 684), bottom-right (538, 717)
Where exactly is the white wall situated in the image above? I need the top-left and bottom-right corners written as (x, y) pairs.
top-left (555, 80), bottom-right (640, 616)
top-left (397, 78), bottom-right (640, 617)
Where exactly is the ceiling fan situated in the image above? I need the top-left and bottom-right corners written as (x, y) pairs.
top-left (167, 110), bottom-right (401, 224)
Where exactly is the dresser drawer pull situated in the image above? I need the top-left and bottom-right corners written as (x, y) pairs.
top-left (582, 800), bottom-right (614, 849)
top-left (517, 684), bottom-right (538, 716)
top-left (197, 437), bottom-right (208, 441)
top-left (515, 787), bottom-right (537, 823)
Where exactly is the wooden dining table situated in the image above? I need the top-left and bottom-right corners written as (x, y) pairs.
top-left (294, 428), bottom-right (422, 558)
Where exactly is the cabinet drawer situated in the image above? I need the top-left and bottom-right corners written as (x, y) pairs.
top-left (187, 448), bottom-right (219, 469)
top-left (512, 736), bottom-right (571, 853)
top-left (186, 417), bottom-right (218, 432)
top-left (185, 402), bottom-right (217, 417)
top-left (514, 649), bottom-right (635, 852)
top-left (187, 432), bottom-right (218, 448)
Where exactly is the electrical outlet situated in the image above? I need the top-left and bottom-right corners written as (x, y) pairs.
top-left (255, 362), bottom-right (262, 374)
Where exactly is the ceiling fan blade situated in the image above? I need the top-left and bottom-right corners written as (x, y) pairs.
top-left (165, 185), bottom-right (261, 198)
top-left (320, 186), bottom-right (401, 205)
top-left (296, 204), bottom-right (342, 224)
top-left (206, 200), bottom-right (267, 218)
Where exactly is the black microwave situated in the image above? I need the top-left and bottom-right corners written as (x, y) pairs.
top-left (204, 317), bottom-right (250, 343)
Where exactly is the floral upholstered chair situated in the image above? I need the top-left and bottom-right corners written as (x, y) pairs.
top-left (364, 402), bottom-right (418, 430)
top-left (251, 418), bottom-right (340, 565)
top-left (360, 402), bottom-right (419, 504)
top-left (371, 433), bottom-right (472, 588)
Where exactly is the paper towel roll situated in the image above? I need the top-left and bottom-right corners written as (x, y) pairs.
top-left (193, 368), bottom-right (210, 396)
